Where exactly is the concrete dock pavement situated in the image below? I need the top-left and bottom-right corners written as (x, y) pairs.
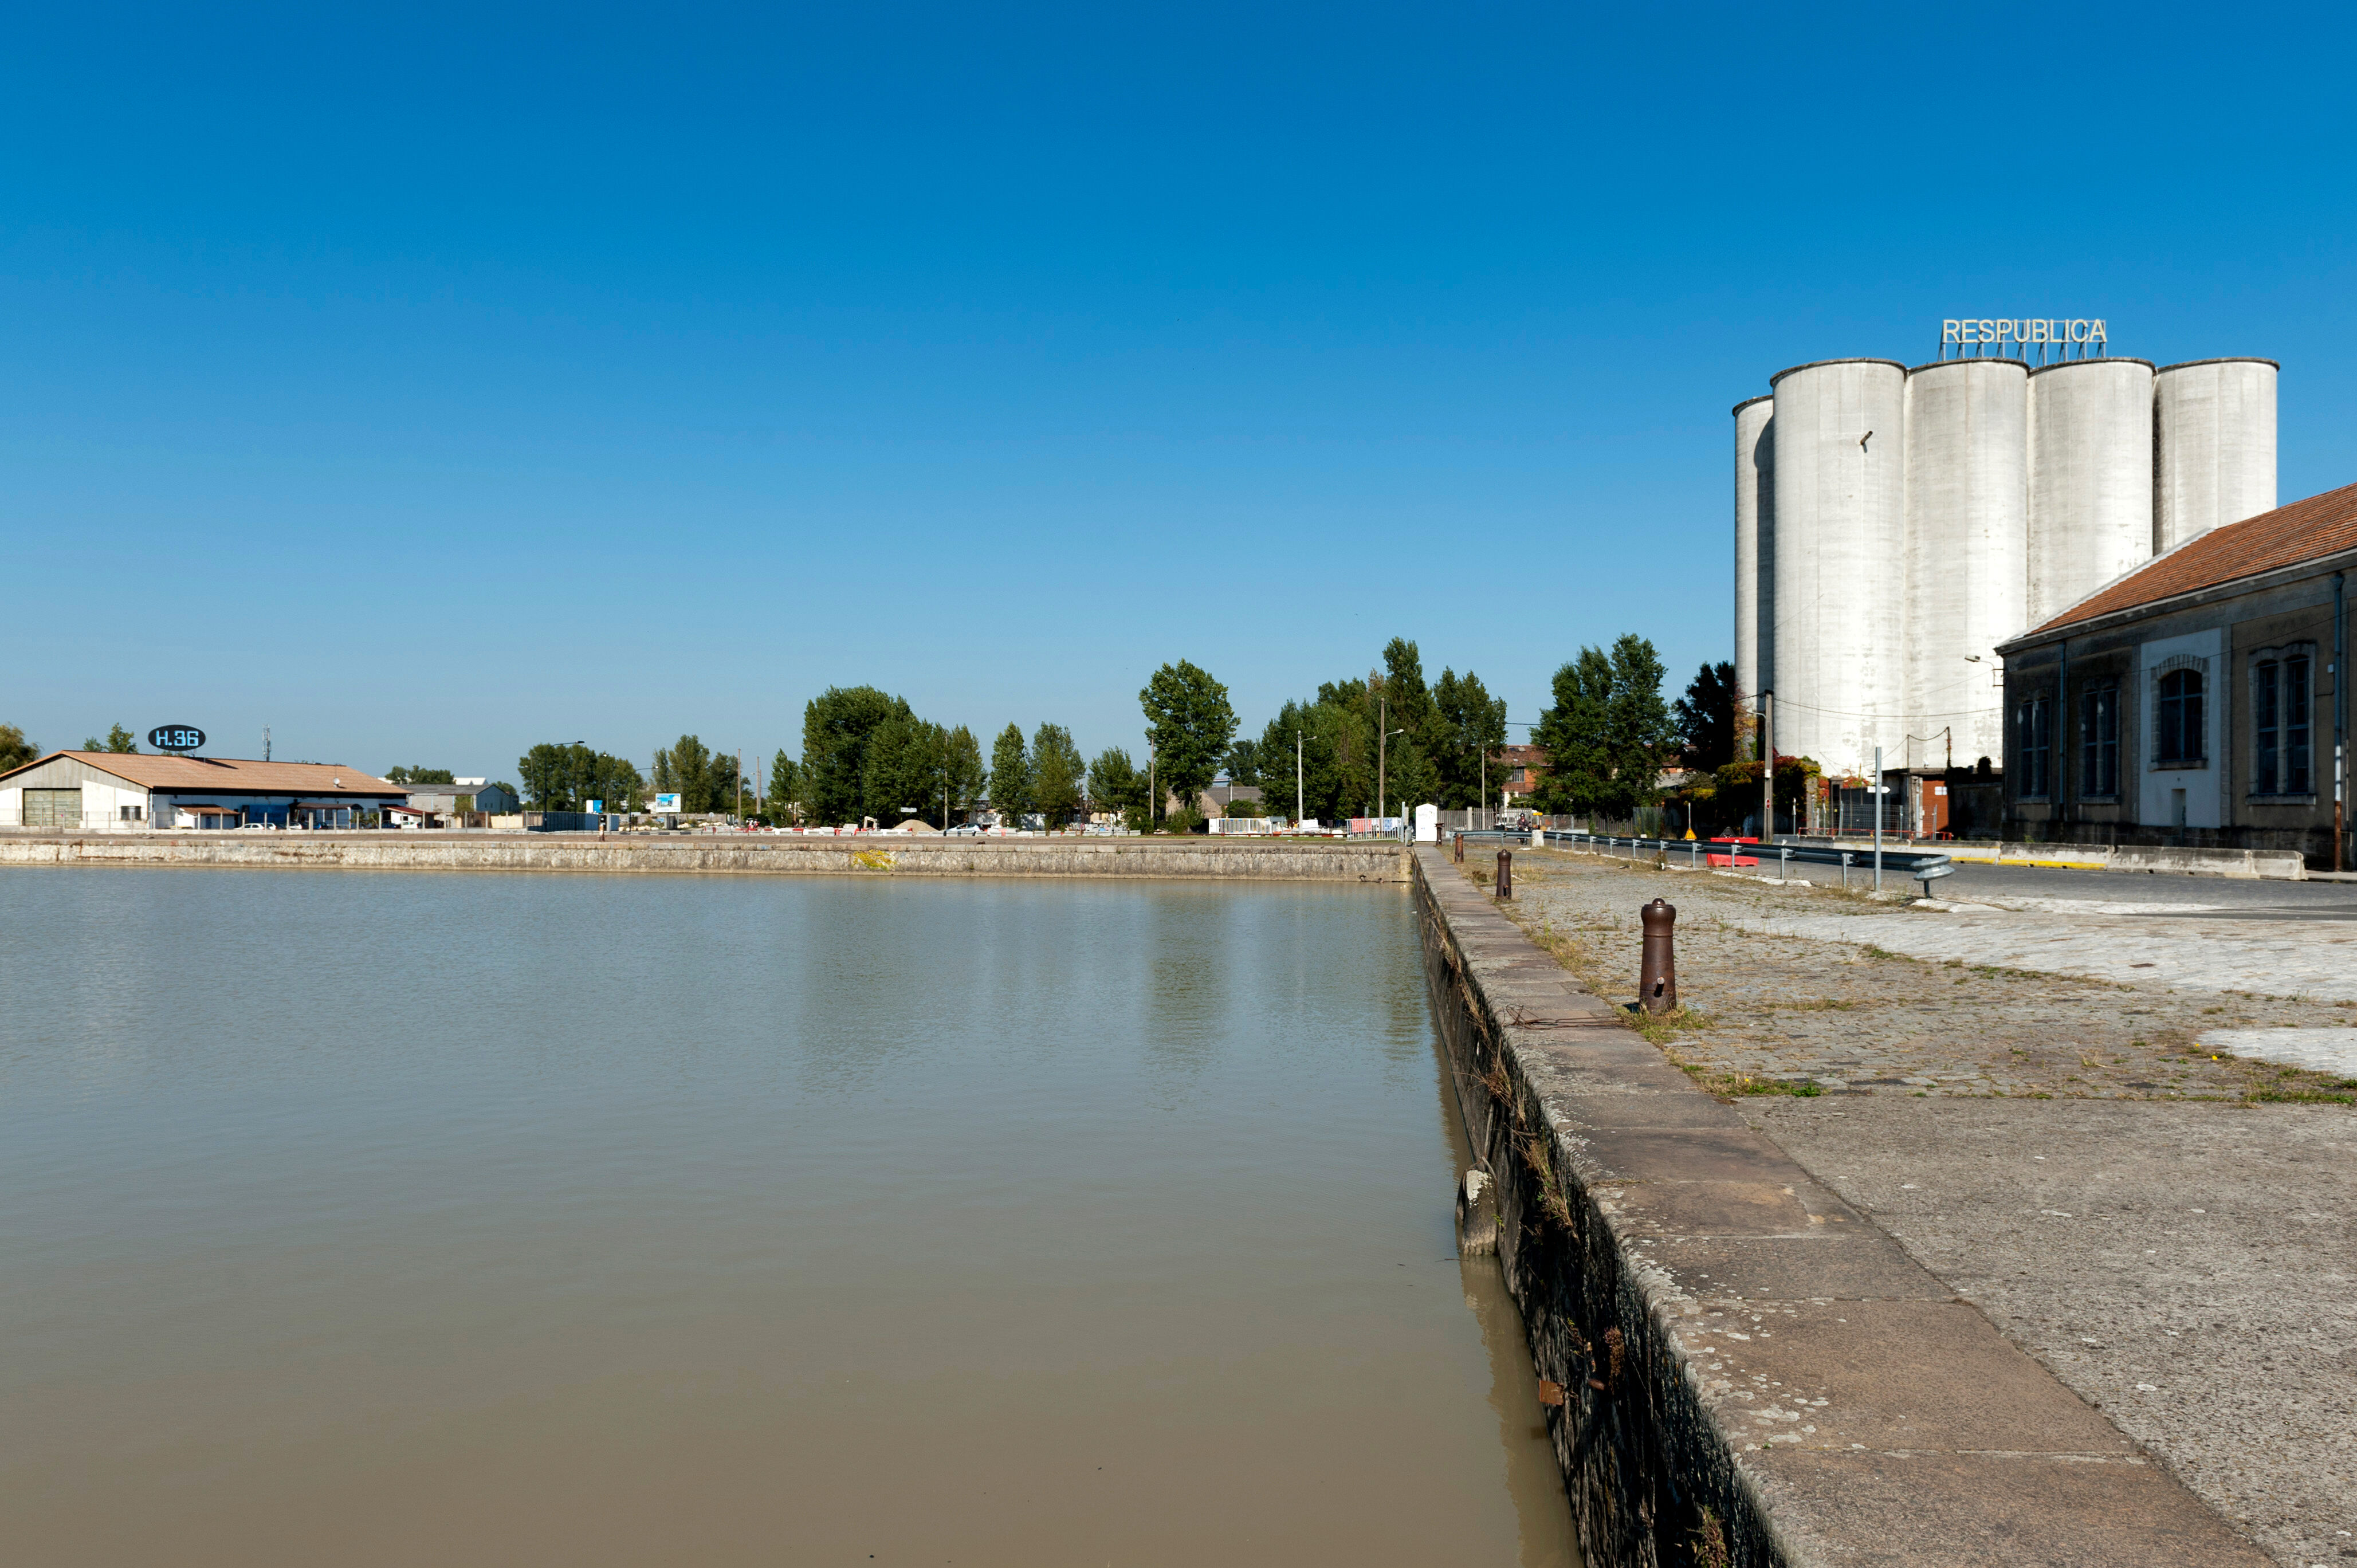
top-left (1460, 844), bottom-right (2354, 1567)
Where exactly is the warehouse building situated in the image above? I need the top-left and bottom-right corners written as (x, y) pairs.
top-left (1996, 480), bottom-right (2352, 870)
top-left (0, 752), bottom-right (408, 830)
top-left (1734, 341), bottom-right (2278, 814)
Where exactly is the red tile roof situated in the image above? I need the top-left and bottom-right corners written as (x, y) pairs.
top-left (2028, 481), bottom-right (2357, 636)
top-left (0, 752), bottom-right (404, 793)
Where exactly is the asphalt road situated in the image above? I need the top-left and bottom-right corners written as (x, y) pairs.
top-left (1941, 860), bottom-right (2357, 920)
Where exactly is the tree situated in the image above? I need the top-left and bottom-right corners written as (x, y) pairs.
top-left (1031, 723), bottom-right (1085, 827)
top-left (657, 736), bottom-right (713, 811)
top-left (804, 687), bottom-right (909, 826)
top-left (989, 724), bottom-right (1031, 825)
top-left (1139, 659), bottom-right (1236, 814)
top-left (1675, 661), bottom-right (1740, 772)
top-left (943, 726), bottom-right (986, 821)
top-left (1222, 738), bottom-right (1263, 787)
top-left (82, 724), bottom-right (138, 753)
top-left (768, 750), bottom-right (803, 822)
top-left (386, 765), bottom-right (455, 785)
top-left (1087, 746), bottom-right (1146, 827)
top-left (1430, 667), bottom-right (1508, 808)
top-left (862, 713), bottom-right (946, 825)
top-left (1531, 635), bottom-right (1678, 818)
top-left (520, 744), bottom-right (645, 811)
top-left (0, 724), bottom-right (36, 773)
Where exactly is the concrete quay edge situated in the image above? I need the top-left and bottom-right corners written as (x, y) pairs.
top-left (1410, 847), bottom-right (2266, 1567)
top-left (0, 831), bottom-right (1414, 882)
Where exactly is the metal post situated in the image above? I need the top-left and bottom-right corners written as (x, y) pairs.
top-left (1760, 690), bottom-right (1774, 840)
top-left (1638, 898), bottom-right (1678, 1013)
top-left (1296, 729), bottom-right (1303, 828)
top-left (1873, 744), bottom-right (1884, 892)
top-left (1378, 695), bottom-right (1387, 822)
top-left (2337, 572), bottom-right (2347, 873)
top-left (1496, 848), bottom-right (1512, 899)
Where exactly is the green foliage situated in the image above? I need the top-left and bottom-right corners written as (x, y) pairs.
top-left (385, 765), bottom-right (456, 785)
top-left (768, 750), bottom-right (802, 822)
top-left (518, 743), bottom-right (647, 812)
top-left (944, 726), bottom-right (986, 820)
top-left (1675, 661), bottom-right (1740, 771)
top-left (82, 724), bottom-right (138, 754)
top-left (1222, 738), bottom-right (1263, 787)
top-left (1532, 634), bottom-right (1678, 817)
top-left (0, 724), bottom-right (40, 773)
top-left (1429, 666), bottom-right (1508, 808)
top-left (989, 724), bottom-right (1031, 824)
top-left (1139, 659), bottom-right (1238, 812)
top-left (803, 687), bottom-right (912, 826)
top-left (861, 713), bottom-right (947, 826)
top-left (1087, 746), bottom-right (1145, 822)
top-left (1031, 722), bottom-right (1085, 827)
top-left (1250, 638), bottom-right (1493, 821)
top-left (1256, 694), bottom-right (1366, 823)
top-left (1375, 638), bottom-right (1439, 814)
top-left (1219, 796), bottom-right (1266, 817)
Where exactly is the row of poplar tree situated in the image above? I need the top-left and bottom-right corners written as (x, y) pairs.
top-left (508, 635), bottom-right (1737, 824)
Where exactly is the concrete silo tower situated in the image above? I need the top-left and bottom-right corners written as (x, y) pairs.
top-left (2027, 357), bottom-right (2156, 626)
top-left (1733, 394), bottom-right (1774, 720)
top-left (1769, 359), bottom-right (1907, 780)
top-left (2154, 357), bottom-right (2278, 551)
top-left (1903, 358), bottom-right (2029, 771)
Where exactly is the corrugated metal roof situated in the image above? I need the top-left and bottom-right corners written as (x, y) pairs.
top-left (0, 752), bottom-right (404, 793)
top-left (2028, 480), bottom-right (2357, 636)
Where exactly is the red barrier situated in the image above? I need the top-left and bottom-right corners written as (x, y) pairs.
top-left (1704, 835), bottom-right (1759, 869)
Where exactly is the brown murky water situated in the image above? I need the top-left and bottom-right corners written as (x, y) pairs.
top-left (0, 869), bottom-right (1574, 1566)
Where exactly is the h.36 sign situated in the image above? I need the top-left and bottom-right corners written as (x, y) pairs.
top-left (148, 725), bottom-right (206, 752)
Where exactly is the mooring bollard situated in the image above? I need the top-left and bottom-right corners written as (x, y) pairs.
top-left (1454, 831), bottom-right (1464, 864)
top-left (1496, 848), bottom-right (1513, 899)
top-left (1639, 897), bottom-right (1677, 1013)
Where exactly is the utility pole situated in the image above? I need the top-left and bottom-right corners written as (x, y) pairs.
top-left (1759, 690), bottom-right (1774, 840)
top-left (736, 749), bottom-right (743, 822)
top-left (1295, 729), bottom-right (1303, 827)
top-left (1873, 744), bottom-right (1884, 891)
top-left (1378, 695), bottom-right (1387, 820)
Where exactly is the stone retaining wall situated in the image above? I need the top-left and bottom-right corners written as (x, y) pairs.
top-left (0, 831), bottom-right (1411, 882)
top-left (1411, 847), bottom-right (2265, 1567)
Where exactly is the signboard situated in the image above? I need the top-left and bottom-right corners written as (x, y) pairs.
top-left (653, 793), bottom-right (682, 812)
top-left (148, 725), bottom-right (206, 753)
top-left (1939, 317), bottom-right (2107, 363)
top-left (585, 799), bottom-right (604, 815)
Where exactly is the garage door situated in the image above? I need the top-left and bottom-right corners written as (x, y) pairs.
top-left (23, 788), bottom-right (83, 827)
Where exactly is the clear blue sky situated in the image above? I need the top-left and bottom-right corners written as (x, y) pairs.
top-left (7, 3), bottom-right (2352, 777)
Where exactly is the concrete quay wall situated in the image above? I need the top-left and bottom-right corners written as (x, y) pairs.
top-left (1410, 847), bottom-right (2264, 1567)
top-left (0, 831), bottom-right (1412, 883)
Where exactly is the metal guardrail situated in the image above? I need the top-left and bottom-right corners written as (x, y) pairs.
top-left (1455, 830), bottom-right (1955, 893)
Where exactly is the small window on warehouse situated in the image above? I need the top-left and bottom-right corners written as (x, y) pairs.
top-left (2153, 663), bottom-right (2206, 768)
top-left (2016, 693), bottom-right (2052, 799)
top-left (2252, 647), bottom-right (2313, 796)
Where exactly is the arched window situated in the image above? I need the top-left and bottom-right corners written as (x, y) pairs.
top-left (2155, 668), bottom-right (2205, 767)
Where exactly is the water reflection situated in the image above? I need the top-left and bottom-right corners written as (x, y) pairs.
top-left (0, 868), bottom-right (1573, 1566)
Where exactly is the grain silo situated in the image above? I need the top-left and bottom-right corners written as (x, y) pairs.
top-left (2026, 357), bottom-right (2155, 627)
top-left (1768, 359), bottom-right (1907, 780)
top-left (1732, 394), bottom-right (1774, 714)
top-left (1903, 358), bottom-right (2028, 770)
top-left (2154, 357), bottom-right (2278, 551)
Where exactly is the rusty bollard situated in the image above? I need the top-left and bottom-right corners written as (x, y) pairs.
top-left (1496, 848), bottom-right (1513, 899)
top-left (1454, 831), bottom-right (1464, 863)
top-left (1639, 898), bottom-right (1677, 1013)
